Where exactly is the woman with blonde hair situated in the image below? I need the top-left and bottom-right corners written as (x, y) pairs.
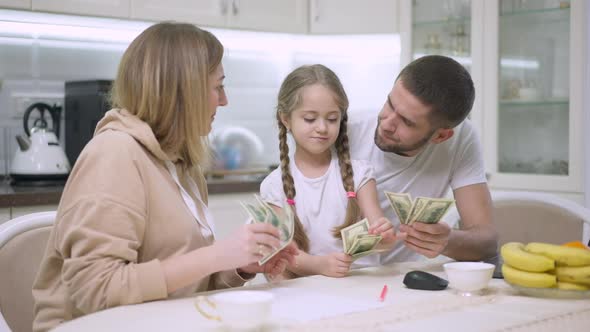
top-left (32, 22), bottom-right (296, 332)
top-left (260, 64), bottom-right (403, 278)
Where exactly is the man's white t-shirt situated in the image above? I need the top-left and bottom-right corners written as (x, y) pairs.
top-left (260, 153), bottom-right (377, 268)
top-left (348, 113), bottom-right (487, 264)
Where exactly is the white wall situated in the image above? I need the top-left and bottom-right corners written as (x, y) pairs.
top-left (0, 15), bottom-right (400, 175)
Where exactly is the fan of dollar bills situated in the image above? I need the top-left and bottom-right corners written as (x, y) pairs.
top-left (240, 195), bottom-right (295, 265)
top-left (340, 219), bottom-right (383, 260)
top-left (385, 191), bottom-right (455, 225)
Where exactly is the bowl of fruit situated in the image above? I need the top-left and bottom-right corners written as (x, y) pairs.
top-left (500, 241), bottom-right (590, 299)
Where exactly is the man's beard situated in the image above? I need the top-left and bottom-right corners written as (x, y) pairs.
top-left (373, 122), bottom-right (434, 156)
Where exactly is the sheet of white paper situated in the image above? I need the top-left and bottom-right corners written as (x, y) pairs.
top-left (268, 287), bottom-right (387, 323)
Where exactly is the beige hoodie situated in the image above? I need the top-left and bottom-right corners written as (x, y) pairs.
top-left (32, 109), bottom-right (247, 332)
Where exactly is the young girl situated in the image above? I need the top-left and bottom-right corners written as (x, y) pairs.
top-left (260, 64), bottom-right (401, 278)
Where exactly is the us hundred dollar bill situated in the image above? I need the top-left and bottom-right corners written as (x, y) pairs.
top-left (385, 191), bottom-right (454, 225)
top-left (340, 219), bottom-right (382, 259)
top-left (240, 195), bottom-right (295, 265)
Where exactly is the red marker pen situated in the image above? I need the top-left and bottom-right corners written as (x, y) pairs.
top-left (379, 284), bottom-right (388, 302)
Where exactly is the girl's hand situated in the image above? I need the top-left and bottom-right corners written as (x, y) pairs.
top-left (239, 242), bottom-right (299, 277)
top-left (213, 223), bottom-right (281, 270)
top-left (369, 217), bottom-right (407, 246)
top-left (320, 252), bottom-right (353, 278)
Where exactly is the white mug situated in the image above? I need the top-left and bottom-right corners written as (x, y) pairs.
top-left (195, 290), bottom-right (274, 329)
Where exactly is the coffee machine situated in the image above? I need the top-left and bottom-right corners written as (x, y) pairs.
top-left (64, 80), bottom-right (112, 166)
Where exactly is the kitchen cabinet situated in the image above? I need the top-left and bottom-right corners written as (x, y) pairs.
top-left (32, 0), bottom-right (130, 19)
top-left (227, 0), bottom-right (307, 33)
top-left (130, 0), bottom-right (308, 33)
top-left (400, 0), bottom-right (483, 134)
top-left (0, 0), bottom-right (30, 10)
top-left (0, 208), bottom-right (10, 225)
top-left (207, 192), bottom-right (257, 240)
top-left (400, 0), bottom-right (587, 202)
top-left (130, 0), bottom-right (226, 28)
top-left (482, 0), bottom-right (585, 199)
top-left (5, 0), bottom-right (402, 35)
top-left (309, 0), bottom-right (399, 34)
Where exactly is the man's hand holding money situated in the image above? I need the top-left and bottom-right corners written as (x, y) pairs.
top-left (399, 221), bottom-right (451, 258)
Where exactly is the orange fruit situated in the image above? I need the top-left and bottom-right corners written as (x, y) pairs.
top-left (562, 241), bottom-right (590, 250)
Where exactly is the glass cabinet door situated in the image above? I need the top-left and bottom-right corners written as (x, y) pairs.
top-left (497, 0), bottom-right (571, 176)
top-left (411, 0), bottom-right (472, 68)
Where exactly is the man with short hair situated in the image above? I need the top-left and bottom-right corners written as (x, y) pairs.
top-left (349, 55), bottom-right (498, 263)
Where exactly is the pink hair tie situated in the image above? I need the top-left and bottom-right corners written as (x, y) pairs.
top-left (346, 192), bottom-right (356, 198)
top-left (286, 198), bottom-right (296, 206)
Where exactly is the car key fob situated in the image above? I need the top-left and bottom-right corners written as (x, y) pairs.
top-left (403, 270), bottom-right (448, 291)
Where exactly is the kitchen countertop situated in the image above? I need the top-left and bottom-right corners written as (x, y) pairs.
top-left (0, 178), bottom-right (262, 208)
top-left (0, 182), bottom-right (64, 207)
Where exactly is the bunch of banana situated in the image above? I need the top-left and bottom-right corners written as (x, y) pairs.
top-left (500, 241), bottom-right (590, 290)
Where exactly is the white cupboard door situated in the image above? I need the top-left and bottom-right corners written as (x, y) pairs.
top-left (0, 0), bottom-right (31, 10)
top-left (228, 0), bottom-right (307, 33)
top-left (482, 0), bottom-right (585, 194)
top-left (207, 193), bottom-right (255, 240)
top-left (131, 0), bottom-right (227, 27)
top-left (0, 207), bottom-right (10, 225)
top-left (310, 0), bottom-right (399, 34)
top-left (32, 0), bottom-right (130, 18)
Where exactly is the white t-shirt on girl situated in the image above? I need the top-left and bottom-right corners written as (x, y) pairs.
top-left (260, 153), bottom-right (377, 268)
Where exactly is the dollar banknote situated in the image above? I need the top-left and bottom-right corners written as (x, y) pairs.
top-left (241, 201), bottom-right (267, 223)
top-left (407, 197), bottom-right (429, 223)
top-left (385, 191), bottom-right (454, 225)
top-left (385, 192), bottom-right (413, 225)
top-left (340, 218), bottom-right (370, 253)
top-left (240, 195), bottom-right (295, 265)
top-left (340, 219), bottom-right (382, 260)
top-left (409, 197), bottom-right (455, 225)
top-left (347, 234), bottom-right (382, 257)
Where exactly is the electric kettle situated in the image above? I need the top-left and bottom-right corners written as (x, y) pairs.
top-left (10, 102), bottom-right (71, 184)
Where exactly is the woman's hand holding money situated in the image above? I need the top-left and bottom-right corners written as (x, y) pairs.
top-left (213, 223), bottom-right (282, 270)
top-left (239, 242), bottom-right (299, 278)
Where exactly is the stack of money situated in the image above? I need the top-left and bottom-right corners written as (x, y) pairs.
top-left (240, 195), bottom-right (295, 265)
top-left (340, 219), bottom-right (382, 260)
top-left (385, 191), bottom-right (454, 225)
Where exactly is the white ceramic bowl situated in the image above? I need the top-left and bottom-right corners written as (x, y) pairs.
top-left (443, 262), bottom-right (495, 294)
